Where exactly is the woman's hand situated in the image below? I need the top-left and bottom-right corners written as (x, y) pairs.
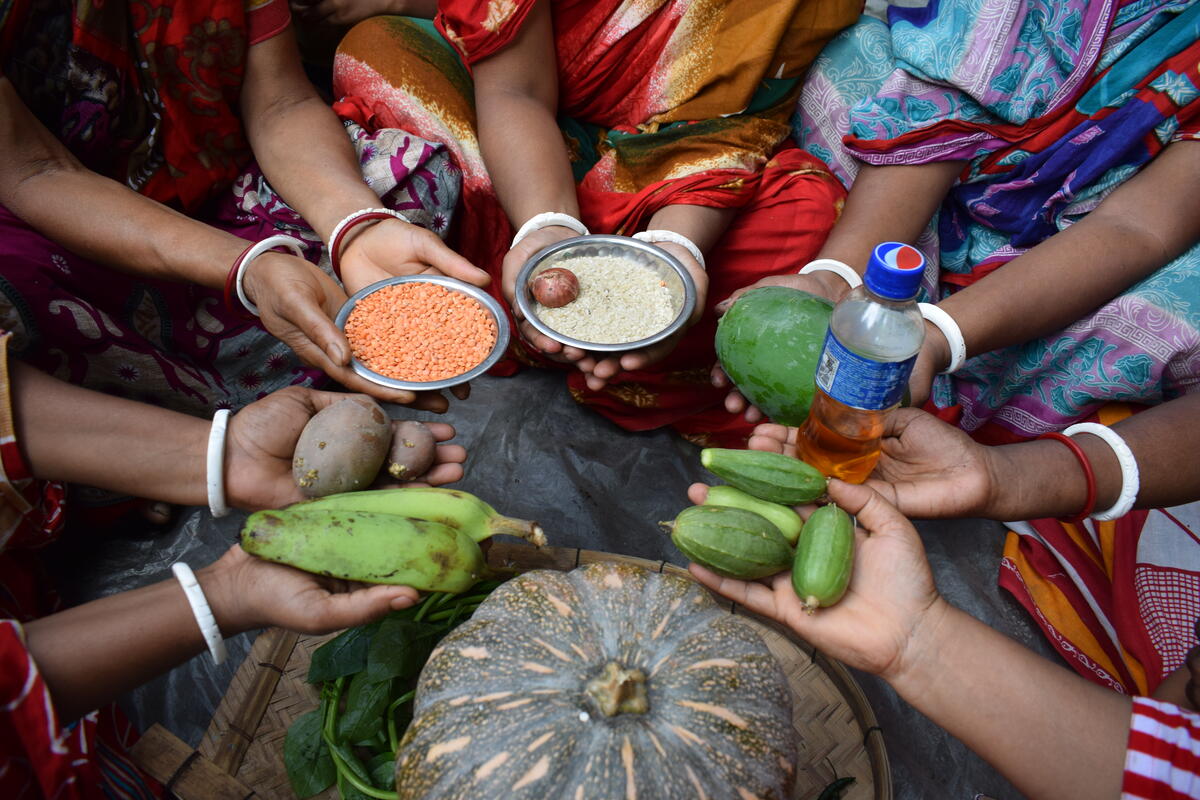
top-left (203, 544), bottom-right (419, 636)
top-left (689, 480), bottom-right (947, 681)
top-left (573, 240), bottom-right (708, 391)
top-left (242, 249), bottom-right (474, 411)
top-left (711, 271), bottom-right (850, 422)
top-left (338, 218), bottom-right (489, 296)
top-left (864, 408), bottom-right (997, 518)
top-left (502, 225), bottom-right (594, 364)
top-left (747, 409), bottom-right (999, 519)
top-left (906, 318), bottom-right (951, 408)
top-left (224, 386), bottom-right (467, 512)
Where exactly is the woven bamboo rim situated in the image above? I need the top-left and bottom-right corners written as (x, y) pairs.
top-left (191, 543), bottom-right (891, 799)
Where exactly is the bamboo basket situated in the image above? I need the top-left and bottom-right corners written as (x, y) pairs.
top-left (131, 543), bottom-right (891, 799)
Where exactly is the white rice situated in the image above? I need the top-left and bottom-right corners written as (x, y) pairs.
top-left (534, 256), bottom-right (679, 344)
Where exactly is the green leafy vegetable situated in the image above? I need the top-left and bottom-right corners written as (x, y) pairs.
top-left (283, 708), bottom-right (336, 799)
top-left (284, 583), bottom-right (503, 800)
top-left (307, 622), bottom-right (380, 683)
top-left (337, 671), bottom-right (393, 744)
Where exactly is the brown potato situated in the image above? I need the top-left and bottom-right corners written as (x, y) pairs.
top-left (292, 397), bottom-right (391, 497)
top-left (387, 420), bottom-right (437, 480)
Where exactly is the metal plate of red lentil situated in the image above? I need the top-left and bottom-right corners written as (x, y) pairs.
top-left (514, 235), bottom-right (697, 352)
top-left (335, 275), bottom-right (511, 391)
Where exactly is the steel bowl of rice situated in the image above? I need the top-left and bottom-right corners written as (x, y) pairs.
top-left (514, 234), bottom-right (697, 353)
top-left (334, 274), bottom-right (510, 391)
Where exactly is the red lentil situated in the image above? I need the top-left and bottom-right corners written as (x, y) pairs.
top-left (344, 282), bottom-right (498, 382)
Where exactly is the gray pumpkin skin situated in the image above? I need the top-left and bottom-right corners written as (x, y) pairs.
top-left (395, 562), bottom-right (796, 799)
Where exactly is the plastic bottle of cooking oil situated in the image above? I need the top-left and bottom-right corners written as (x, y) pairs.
top-left (795, 242), bottom-right (926, 483)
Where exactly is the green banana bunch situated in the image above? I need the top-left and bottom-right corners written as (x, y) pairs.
top-left (240, 488), bottom-right (546, 593)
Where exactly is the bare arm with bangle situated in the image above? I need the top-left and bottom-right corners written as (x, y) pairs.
top-left (747, 394), bottom-right (1200, 521)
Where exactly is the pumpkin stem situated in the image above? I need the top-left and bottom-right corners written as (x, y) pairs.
top-left (585, 661), bottom-right (649, 717)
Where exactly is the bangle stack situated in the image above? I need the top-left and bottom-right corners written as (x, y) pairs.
top-left (1036, 423), bottom-right (1140, 523)
top-left (328, 207), bottom-right (415, 280)
top-left (207, 408), bottom-right (231, 519)
top-left (172, 562), bottom-right (228, 666)
top-left (632, 230), bottom-right (706, 270)
top-left (918, 303), bottom-right (967, 375)
top-left (1063, 422), bottom-right (1140, 520)
top-left (798, 258), bottom-right (862, 289)
top-left (222, 235), bottom-right (306, 317)
top-left (510, 212), bottom-right (589, 248)
top-left (1037, 432), bottom-right (1097, 524)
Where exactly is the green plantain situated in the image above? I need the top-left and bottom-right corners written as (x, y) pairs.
top-left (241, 509), bottom-right (488, 593)
top-left (296, 487), bottom-right (545, 545)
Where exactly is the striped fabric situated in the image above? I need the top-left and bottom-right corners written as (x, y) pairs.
top-left (1123, 697), bottom-right (1200, 799)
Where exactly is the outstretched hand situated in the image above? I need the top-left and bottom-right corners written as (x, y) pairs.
top-left (338, 217), bottom-right (489, 296)
top-left (688, 480), bottom-right (945, 681)
top-left (747, 408), bottom-right (998, 519)
top-left (224, 387), bottom-right (467, 512)
top-left (205, 544), bottom-right (419, 636)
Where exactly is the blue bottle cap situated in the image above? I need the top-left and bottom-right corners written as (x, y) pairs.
top-left (864, 242), bottom-right (925, 300)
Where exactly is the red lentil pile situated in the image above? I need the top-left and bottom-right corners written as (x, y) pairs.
top-left (344, 282), bottom-right (497, 382)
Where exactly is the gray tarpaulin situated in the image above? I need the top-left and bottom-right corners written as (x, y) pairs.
top-left (47, 368), bottom-right (1062, 800)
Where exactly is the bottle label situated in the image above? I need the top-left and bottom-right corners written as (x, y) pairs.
top-left (814, 329), bottom-right (916, 410)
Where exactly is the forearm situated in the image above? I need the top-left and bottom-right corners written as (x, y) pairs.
top-left (941, 140), bottom-right (1200, 360)
top-left (11, 362), bottom-right (208, 507)
top-left (472, 0), bottom-right (576, 229)
top-left (477, 91), bottom-right (579, 227)
top-left (23, 560), bottom-right (248, 722)
top-left (817, 161), bottom-right (964, 271)
top-left (891, 601), bottom-right (1130, 800)
top-left (1, 80), bottom-right (243, 287)
top-left (984, 393), bottom-right (1200, 519)
top-left (644, 204), bottom-right (737, 256)
top-left (240, 31), bottom-right (381, 242)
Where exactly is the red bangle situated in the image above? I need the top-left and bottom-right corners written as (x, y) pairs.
top-left (329, 210), bottom-right (408, 281)
top-left (223, 241), bottom-right (258, 318)
top-left (1037, 432), bottom-right (1097, 524)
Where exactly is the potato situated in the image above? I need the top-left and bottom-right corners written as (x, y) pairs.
top-left (292, 397), bottom-right (391, 497)
top-left (387, 420), bottom-right (437, 480)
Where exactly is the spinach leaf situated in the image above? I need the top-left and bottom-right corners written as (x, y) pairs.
top-left (283, 709), bottom-right (336, 798)
top-left (336, 770), bottom-right (372, 800)
top-left (337, 671), bottom-right (393, 744)
top-left (367, 752), bottom-right (397, 791)
top-left (366, 618), bottom-right (442, 684)
top-left (308, 621), bottom-right (381, 683)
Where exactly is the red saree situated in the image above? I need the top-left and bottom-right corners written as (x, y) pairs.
top-left (334, 1), bottom-right (857, 446)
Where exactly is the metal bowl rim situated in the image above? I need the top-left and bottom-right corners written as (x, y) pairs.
top-left (512, 234), bottom-right (697, 352)
top-left (334, 274), bottom-right (511, 391)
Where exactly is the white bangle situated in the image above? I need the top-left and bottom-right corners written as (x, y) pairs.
top-left (1063, 422), bottom-right (1140, 520)
top-left (172, 562), bottom-right (228, 666)
top-left (918, 303), bottom-right (968, 374)
top-left (328, 207), bottom-right (416, 282)
top-left (798, 258), bottom-right (863, 289)
top-left (235, 235), bottom-right (306, 316)
top-left (632, 230), bottom-right (706, 270)
top-left (207, 409), bottom-right (231, 519)
top-left (510, 212), bottom-right (589, 248)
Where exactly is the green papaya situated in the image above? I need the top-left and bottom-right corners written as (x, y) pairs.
top-left (715, 287), bottom-right (833, 425)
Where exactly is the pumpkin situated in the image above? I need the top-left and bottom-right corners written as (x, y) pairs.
top-left (395, 562), bottom-right (797, 799)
